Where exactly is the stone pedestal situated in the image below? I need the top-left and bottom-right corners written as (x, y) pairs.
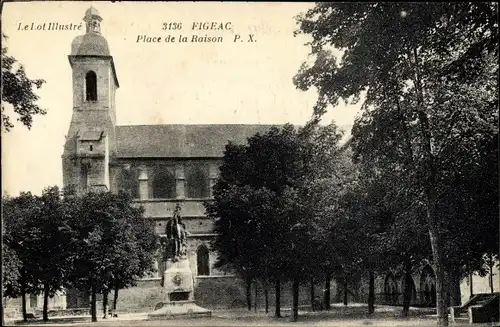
top-left (148, 257), bottom-right (211, 320)
top-left (163, 257), bottom-right (195, 301)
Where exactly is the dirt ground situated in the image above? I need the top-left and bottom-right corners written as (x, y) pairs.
top-left (5, 303), bottom-right (498, 327)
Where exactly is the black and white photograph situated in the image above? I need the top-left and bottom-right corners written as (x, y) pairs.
top-left (1, 2), bottom-right (498, 326)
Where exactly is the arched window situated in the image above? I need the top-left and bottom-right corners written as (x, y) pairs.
top-left (117, 166), bottom-right (139, 199)
top-left (186, 166), bottom-right (209, 198)
top-left (384, 273), bottom-right (398, 305)
top-left (420, 265), bottom-right (436, 306)
top-left (85, 71), bottom-right (97, 101)
top-left (401, 275), bottom-right (418, 303)
top-left (197, 245), bottom-right (210, 276)
top-left (152, 169), bottom-right (176, 199)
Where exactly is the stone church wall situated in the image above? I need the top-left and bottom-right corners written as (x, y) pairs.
top-left (113, 279), bottom-right (164, 313)
top-left (114, 276), bottom-right (338, 313)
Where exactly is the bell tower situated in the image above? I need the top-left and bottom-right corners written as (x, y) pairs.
top-left (62, 7), bottom-right (119, 195)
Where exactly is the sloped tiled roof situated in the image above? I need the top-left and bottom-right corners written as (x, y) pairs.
top-left (79, 129), bottom-right (104, 141)
top-left (115, 124), bottom-right (277, 158)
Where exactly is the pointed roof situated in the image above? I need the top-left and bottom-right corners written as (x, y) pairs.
top-left (84, 6), bottom-right (101, 19)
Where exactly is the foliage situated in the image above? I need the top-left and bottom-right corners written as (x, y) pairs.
top-left (207, 125), bottom-right (306, 285)
top-left (26, 186), bottom-right (75, 320)
top-left (2, 192), bottom-right (41, 298)
top-left (1, 34), bottom-right (46, 132)
top-left (2, 243), bottom-right (22, 297)
top-left (2, 188), bottom-right (157, 322)
top-left (295, 3), bottom-right (498, 325)
top-left (67, 190), bottom-right (157, 321)
top-left (206, 123), bottom-right (346, 320)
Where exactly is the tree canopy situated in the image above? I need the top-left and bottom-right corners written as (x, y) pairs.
top-left (206, 123), bottom-right (348, 321)
top-left (1, 34), bottom-right (46, 132)
top-left (294, 3), bottom-right (498, 326)
top-left (2, 188), bottom-right (157, 323)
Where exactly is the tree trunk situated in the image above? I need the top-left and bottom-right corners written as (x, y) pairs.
top-left (310, 279), bottom-right (315, 312)
top-left (444, 270), bottom-right (451, 308)
top-left (448, 267), bottom-right (461, 306)
top-left (246, 277), bottom-right (252, 311)
top-left (21, 290), bottom-right (27, 322)
top-left (21, 274), bottom-right (27, 322)
top-left (254, 281), bottom-right (257, 312)
top-left (102, 290), bottom-right (109, 319)
top-left (402, 259), bottom-right (412, 317)
top-left (343, 277), bottom-right (348, 306)
top-left (264, 287), bottom-right (269, 314)
top-left (43, 283), bottom-right (50, 321)
top-left (91, 286), bottom-right (97, 322)
top-left (324, 273), bottom-right (331, 310)
top-left (469, 269), bottom-right (474, 299)
top-left (368, 271), bottom-right (375, 314)
top-left (428, 228), bottom-right (448, 326)
top-left (274, 278), bottom-right (281, 318)
top-left (413, 46), bottom-right (448, 327)
top-left (112, 286), bottom-right (119, 316)
top-left (428, 227), bottom-right (448, 326)
top-left (291, 279), bottom-right (299, 322)
top-left (489, 259), bottom-right (494, 293)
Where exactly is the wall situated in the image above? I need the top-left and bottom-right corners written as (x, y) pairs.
top-left (113, 276), bottom-right (333, 313)
top-left (460, 265), bottom-right (500, 304)
top-left (113, 279), bottom-right (166, 313)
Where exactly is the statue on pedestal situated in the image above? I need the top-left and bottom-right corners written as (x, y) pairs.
top-left (159, 204), bottom-right (189, 263)
top-left (150, 203), bottom-right (211, 319)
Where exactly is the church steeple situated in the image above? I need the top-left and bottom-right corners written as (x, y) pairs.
top-left (83, 6), bottom-right (102, 34)
top-left (63, 7), bottom-right (119, 195)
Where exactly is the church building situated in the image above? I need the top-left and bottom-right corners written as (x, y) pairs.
top-left (5, 6), bottom-right (497, 318)
top-left (60, 7), bottom-right (275, 310)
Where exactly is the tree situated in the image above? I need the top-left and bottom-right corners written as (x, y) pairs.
top-left (104, 192), bottom-right (157, 318)
top-left (24, 186), bottom-right (75, 321)
top-left (1, 34), bottom-right (46, 132)
top-left (208, 184), bottom-right (277, 312)
top-left (207, 123), bottom-right (345, 321)
top-left (301, 147), bottom-right (365, 311)
top-left (295, 3), bottom-right (498, 326)
top-left (2, 196), bottom-right (22, 299)
top-left (2, 245), bottom-right (22, 300)
top-left (67, 191), bottom-right (157, 322)
top-left (2, 192), bottom-right (42, 322)
top-left (345, 97), bottom-right (435, 316)
top-left (207, 125), bottom-right (305, 317)
top-left (2, 244), bottom-right (21, 325)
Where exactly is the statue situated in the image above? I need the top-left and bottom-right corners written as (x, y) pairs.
top-left (150, 203), bottom-right (211, 319)
top-left (160, 204), bottom-right (188, 263)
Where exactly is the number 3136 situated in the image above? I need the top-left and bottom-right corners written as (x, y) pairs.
top-left (162, 22), bottom-right (182, 30)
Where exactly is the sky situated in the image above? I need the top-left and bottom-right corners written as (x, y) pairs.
top-left (1, 1), bottom-right (362, 196)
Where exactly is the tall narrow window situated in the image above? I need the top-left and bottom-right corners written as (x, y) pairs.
top-left (81, 164), bottom-right (88, 191)
top-left (197, 245), bottom-right (210, 276)
top-left (117, 166), bottom-right (140, 199)
top-left (186, 166), bottom-right (209, 198)
top-left (152, 169), bottom-right (176, 199)
top-left (384, 273), bottom-right (397, 305)
top-left (420, 266), bottom-right (436, 306)
top-left (85, 71), bottom-right (97, 101)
